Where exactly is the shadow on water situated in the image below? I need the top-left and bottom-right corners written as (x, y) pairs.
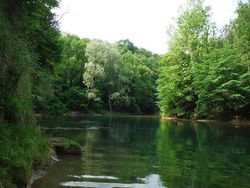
top-left (33, 116), bottom-right (250, 188)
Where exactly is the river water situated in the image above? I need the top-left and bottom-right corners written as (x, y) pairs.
top-left (32, 115), bottom-right (250, 188)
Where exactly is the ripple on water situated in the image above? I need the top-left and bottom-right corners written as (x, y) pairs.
top-left (69, 175), bottom-right (119, 180)
top-left (61, 174), bottom-right (166, 188)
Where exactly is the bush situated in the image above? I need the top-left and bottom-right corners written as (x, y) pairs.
top-left (0, 123), bottom-right (49, 187)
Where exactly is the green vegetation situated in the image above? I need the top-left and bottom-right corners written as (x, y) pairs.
top-left (0, 0), bottom-right (61, 187)
top-left (42, 35), bottom-right (159, 114)
top-left (44, 35), bottom-right (90, 114)
top-left (0, 0), bottom-right (249, 186)
top-left (82, 39), bottom-right (159, 113)
top-left (2, 0), bottom-right (247, 119)
top-left (157, 0), bottom-right (250, 119)
top-left (0, 124), bottom-right (48, 187)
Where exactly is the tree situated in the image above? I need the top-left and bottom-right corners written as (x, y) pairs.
top-left (119, 51), bottom-right (159, 113)
top-left (118, 39), bottom-right (138, 54)
top-left (84, 40), bottom-right (121, 112)
top-left (0, 0), bottom-right (61, 124)
top-left (158, 0), bottom-right (250, 119)
top-left (157, 0), bottom-right (212, 117)
top-left (47, 34), bottom-right (90, 113)
top-left (58, 35), bottom-right (90, 86)
top-left (229, 1), bottom-right (250, 72)
top-left (83, 62), bottom-right (104, 107)
top-left (0, 0), bottom-right (61, 186)
top-left (193, 44), bottom-right (250, 118)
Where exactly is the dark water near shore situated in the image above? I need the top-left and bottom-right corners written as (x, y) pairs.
top-left (33, 115), bottom-right (250, 188)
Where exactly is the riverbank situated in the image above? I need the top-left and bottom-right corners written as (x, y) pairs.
top-left (27, 149), bottom-right (57, 188)
top-left (0, 124), bottom-right (49, 188)
top-left (28, 138), bottom-right (82, 188)
top-left (35, 110), bottom-right (159, 118)
top-left (36, 111), bottom-right (249, 126)
top-left (161, 116), bottom-right (250, 127)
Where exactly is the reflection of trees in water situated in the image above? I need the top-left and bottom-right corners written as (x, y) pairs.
top-left (81, 116), bottom-right (160, 182)
top-left (157, 120), bottom-right (250, 188)
top-left (41, 117), bottom-right (250, 187)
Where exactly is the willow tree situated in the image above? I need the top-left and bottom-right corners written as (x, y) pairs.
top-left (84, 40), bottom-right (121, 112)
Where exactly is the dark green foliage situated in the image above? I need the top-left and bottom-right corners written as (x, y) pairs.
top-left (0, 123), bottom-right (49, 188)
top-left (52, 35), bottom-right (90, 113)
top-left (119, 52), bottom-right (159, 113)
top-left (32, 68), bottom-right (55, 110)
top-left (50, 37), bottom-right (160, 114)
top-left (0, 0), bottom-right (62, 122)
top-left (0, 8), bottom-right (34, 125)
top-left (118, 39), bottom-right (138, 54)
top-left (58, 35), bottom-right (89, 86)
top-left (57, 86), bottom-right (87, 111)
top-left (0, 0), bottom-right (60, 187)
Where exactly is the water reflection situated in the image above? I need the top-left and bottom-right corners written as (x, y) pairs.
top-left (157, 120), bottom-right (250, 188)
top-left (33, 116), bottom-right (250, 188)
top-left (61, 174), bottom-right (166, 188)
top-left (69, 175), bottom-right (119, 180)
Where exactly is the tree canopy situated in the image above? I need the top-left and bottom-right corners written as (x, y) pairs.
top-left (157, 0), bottom-right (250, 119)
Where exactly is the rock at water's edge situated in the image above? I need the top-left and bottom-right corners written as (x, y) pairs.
top-left (49, 137), bottom-right (82, 155)
top-left (27, 148), bottom-right (58, 188)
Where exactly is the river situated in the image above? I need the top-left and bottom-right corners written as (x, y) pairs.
top-left (32, 115), bottom-right (250, 188)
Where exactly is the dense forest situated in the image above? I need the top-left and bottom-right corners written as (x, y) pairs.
top-left (157, 1), bottom-right (250, 119)
top-left (36, 36), bottom-right (160, 114)
top-left (0, 0), bottom-right (249, 119)
top-left (0, 0), bottom-right (249, 187)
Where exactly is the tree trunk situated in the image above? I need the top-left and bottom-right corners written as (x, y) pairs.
top-left (108, 93), bottom-right (113, 113)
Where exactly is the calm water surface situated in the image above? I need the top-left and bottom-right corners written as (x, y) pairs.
top-left (33, 116), bottom-right (250, 188)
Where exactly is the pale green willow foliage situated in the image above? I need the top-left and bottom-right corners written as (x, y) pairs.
top-left (83, 62), bottom-right (104, 102)
top-left (83, 40), bottom-right (122, 111)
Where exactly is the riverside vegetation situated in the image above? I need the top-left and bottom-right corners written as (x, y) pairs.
top-left (0, 0), bottom-right (249, 187)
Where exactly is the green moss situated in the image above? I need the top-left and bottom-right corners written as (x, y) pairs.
top-left (59, 139), bottom-right (80, 148)
top-left (50, 138), bottom-right (82, 155)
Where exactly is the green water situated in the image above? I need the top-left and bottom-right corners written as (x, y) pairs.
top-left (33, 116), bottom-right (250, 188)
